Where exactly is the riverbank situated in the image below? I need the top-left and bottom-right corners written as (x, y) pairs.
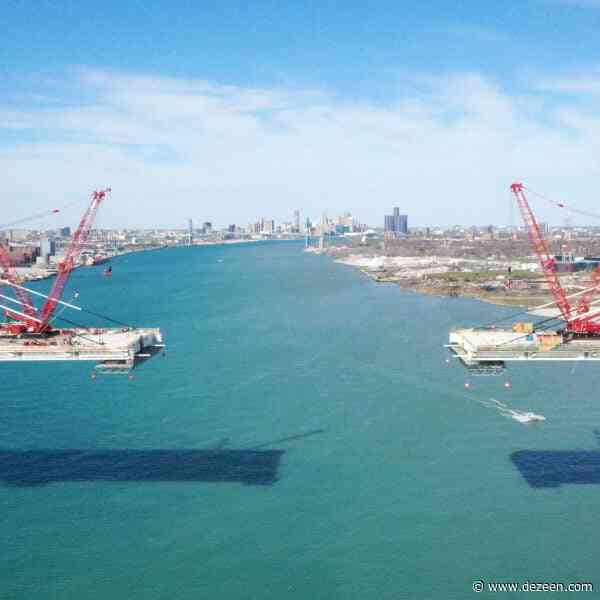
top-left (12, 237), bottom-right (265, 283)
top-left (308, 247), bottom-right (554, 308)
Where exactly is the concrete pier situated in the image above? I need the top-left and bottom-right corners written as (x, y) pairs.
top-left (447, 327), bottom-right (600, 370)
top-left (0, 327), bottom-right (164, 370)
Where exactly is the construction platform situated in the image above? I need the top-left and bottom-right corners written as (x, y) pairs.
top-left (0, 328), bottom-right (164, 371)
top-left (447, 327), bottom-right (600, 372)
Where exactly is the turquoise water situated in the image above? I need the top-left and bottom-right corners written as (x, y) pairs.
top-left (2, 241), bottom-right (600, 599)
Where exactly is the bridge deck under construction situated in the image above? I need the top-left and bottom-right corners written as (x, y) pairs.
top-left (447, 328), bottom-right (600, 370)
top-left (0, 328), bottom-right (163, 370)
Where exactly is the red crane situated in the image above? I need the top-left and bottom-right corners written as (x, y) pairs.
top-left (0, 207), bottom-right (62, 330)
top-left (510, 183), bottom-right (600, 335)
top-left (0, 245), bottom-right (39, 327)
top-left (37, 189), bottom-right (110, 332)
top-left (0, 189), bottom-right (110, 335)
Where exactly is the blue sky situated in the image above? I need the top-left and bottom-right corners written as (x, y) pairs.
top-left (3, 0), bottom-right (600, 227)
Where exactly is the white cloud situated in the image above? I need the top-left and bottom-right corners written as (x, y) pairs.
top-left (536, 70), bottom-right (600, 95)
top-left (3, 67), bottom-right (600, 228)
top-left (546, 0), bottom-right (600, 7)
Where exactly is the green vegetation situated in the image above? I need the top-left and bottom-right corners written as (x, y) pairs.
top-left (429, 270), bottom-right (541, 283)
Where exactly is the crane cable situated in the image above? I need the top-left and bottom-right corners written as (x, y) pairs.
top-left (0, 197), bottom-right (89, 231)
top-left (525, 186), bottom-right (600, 222)
top-left (78, 306), bottom-right (133, 329)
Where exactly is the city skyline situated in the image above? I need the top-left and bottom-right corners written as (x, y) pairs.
top-left (4, 3), bottom-right (600, 227)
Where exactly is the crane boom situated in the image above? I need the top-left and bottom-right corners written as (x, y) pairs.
top-left (0, 244), bottom-right (38, 324)
top-left (574, 266), bottom-right (600, 316)
top-left (0, 205), bottom-right (62, 329)
top-left (510, 183), bottom-right (572, 323)
top-left (37, 189), bottom-right (110, 330)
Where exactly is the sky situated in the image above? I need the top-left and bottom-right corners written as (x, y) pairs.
top-left (3, 0), bottom-right (600, 228)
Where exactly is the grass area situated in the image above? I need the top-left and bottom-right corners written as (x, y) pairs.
top-left (430, 270), bottom-right (541, 283)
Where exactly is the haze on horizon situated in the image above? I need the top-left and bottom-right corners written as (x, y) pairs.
top-left (3, 0), bottom-right (600, 229)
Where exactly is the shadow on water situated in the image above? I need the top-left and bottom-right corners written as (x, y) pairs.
top-left (0, 449), bottom-right (284, 487)
top-left (511, 450), bottom-right (600, 488)
top-left (201, 429), bottom-right (326, 452)
top-left (249, 428), bottom-right (326, 449)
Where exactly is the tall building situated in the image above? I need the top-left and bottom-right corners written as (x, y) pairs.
top-left (384, 207), bottom-right (408, 238)
top-left (188, 219), bottom-right (194, 246)
top-left (202, 222), bottom-right (212, 234)
top-left (40, 237), bottom-right (56, 259)
top-left (260, 218), bottom-right (275, 234)
top-left (293, 210), bottom-right (300, 233)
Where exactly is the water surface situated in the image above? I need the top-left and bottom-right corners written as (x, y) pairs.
top-left (2, 241), bottom-right (599, 599)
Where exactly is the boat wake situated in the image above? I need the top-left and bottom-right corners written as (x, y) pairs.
top-left (478, 398), bottom-right (546, 424)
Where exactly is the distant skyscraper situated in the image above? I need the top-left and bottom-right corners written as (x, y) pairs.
top-left (39, 237), bottom-right (56, 260)
top-left (202, 222), bottom-right (212, 234)
top-left (60, 227), bottom-right (71, 237)
top-left (260, 218), bottom-right (275, 234)
top-left (188, 219), bottom-right (194, 246)
top-left (293, 210), bottom-right (300, 233)
top-left (384, 207), bottom-right (408, 237)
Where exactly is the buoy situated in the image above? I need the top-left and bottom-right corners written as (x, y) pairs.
top-left (128, 374), bottom-right (135, 381)
top-left (464, 382), bottom-right (471, 389)
top-left (90, 372), bottom-right (97, 380)
top-left (445, 358), bottom-right (450, 364)
top-left (504, 381), bottom-right (512, 389)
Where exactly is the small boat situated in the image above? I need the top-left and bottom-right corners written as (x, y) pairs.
top-left (508, 410), bottom-right (546, 424)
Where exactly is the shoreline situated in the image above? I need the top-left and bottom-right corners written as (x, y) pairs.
top-left (15, 237), bottom-right (269, 284)
top-left (358, 267), bottom-right (546, 308)
top-left (307, 248), bottom-right (552, 310)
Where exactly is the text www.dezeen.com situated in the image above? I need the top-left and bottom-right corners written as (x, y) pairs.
top-left (472, 580), bottom-right (593, 593)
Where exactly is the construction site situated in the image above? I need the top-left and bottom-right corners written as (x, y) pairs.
top-left (0, 189), bottom-right (164, 373)
top-left (448, 182), bottom-right (600, 374)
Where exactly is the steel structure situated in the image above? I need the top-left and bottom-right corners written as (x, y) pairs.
top-left (0, 189), bottom-right (110, 335)
top-left (448, 183), bottom-right (600, 373)
top-left (510, 182), bottom-right (600, 334)
top-left (0, 207), bottom-right (62, 330)
top-left (0, 190), bottom-right (164, 372)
